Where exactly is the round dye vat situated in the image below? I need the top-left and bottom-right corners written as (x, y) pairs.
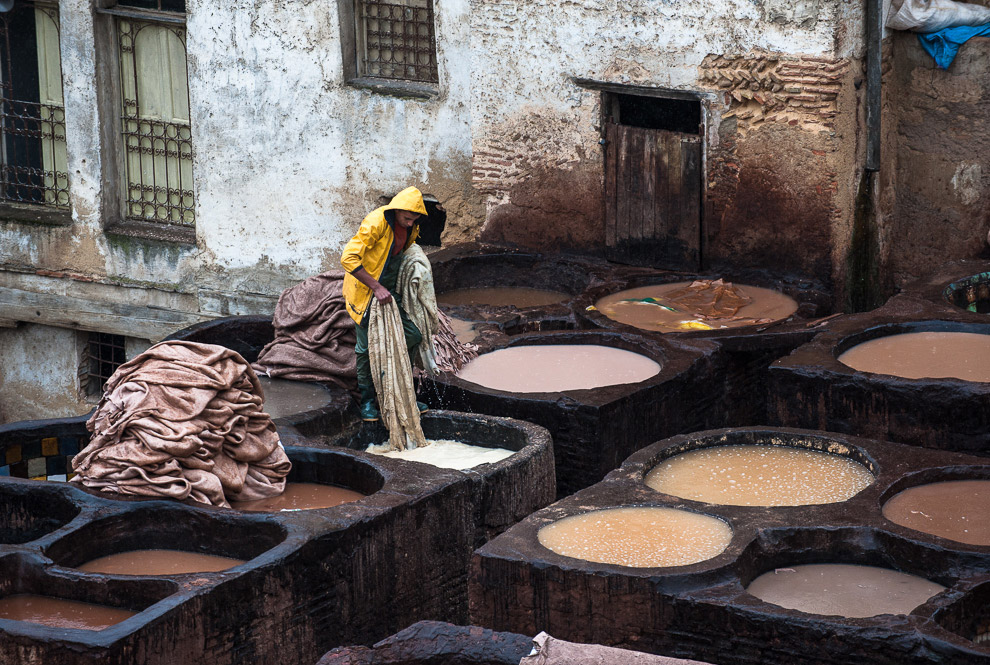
top-left (367, 439), bottom-right (515, 470)
top-left (883, 479), bottom-right (990, 546)
top-left (230, 482), bottom-right (365, 512)
top-left (77, 549), bottom-right (246, 575)
top-left (595, 282), bottom-right (798, 333)
top-left (746, 564), bottom-right (945, 618)
top-left (258, 377), bottom-right (333, 419)
top-left (456, 345), bottom-right (661, 393)
top-left (645, 445), bottom-right (873, 506)
top-left (838, 331), bottom-right (990, 382)
top-left (537, 506), bottom-right (732, 568)
top-left (0, 595), bottom-right (136, 630)
top-left (438, 287), bottom-right (569, 308)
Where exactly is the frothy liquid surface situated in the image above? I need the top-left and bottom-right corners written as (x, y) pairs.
top-left (747, 564), bottom-right (945, 617)
top-left (537, 506), bottom-right (732, 568)
top-left (367, 439), bottom-right (515, 470)
top-left (438, 287), bottom-right (569, 308)
top-left (0, 595), bottom-right (136, 630)
top-left (231, 482), bottom-right (365, 512)
top-left (78, 550), bottom-right (246, 575)
top-left (838, 332), bottom-right (990, 382)
top-left (645, 445), bottom-right (873, 506)
top-left (259, 377), bottom-right (333, 418)
top-left (883, 480), bottom-right (990, 546)
top-left (596, 282), bottom-right (798, 333)
top-left (456, 345), bottom-right (661, 393)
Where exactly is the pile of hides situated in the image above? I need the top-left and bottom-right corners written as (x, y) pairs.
top-left (72, 341), bottom-right (291, 508)
top-left (368, 298), bottom-right (428, 451)
top-left (887, 0), bottom-right (990, 68)
top-left (521, 633), bottom-right (715, 665)
top-left (252, 270), bottom-right (357, 389)
top-left (662, 279), bottom-right (772, 325)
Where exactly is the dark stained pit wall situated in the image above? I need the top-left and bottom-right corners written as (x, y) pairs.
top-left (893, 259), bottom-right (990, 317)
top-left (424, 331), bottom-right (719, 497)
top-left (769, 307), bottom-right (990, 455)
top-left (297, 410), bottom-right (555, 546)
top-left (0, 482), bottom-right (80, 544)
top-left (577, 270), bottom-right (831, 428)
top-left (470, 427), bottom-right (990, 664)
top-left (0, 418), bottom-right (481, 665)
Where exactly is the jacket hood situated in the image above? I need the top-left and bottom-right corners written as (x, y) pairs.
top-left (383, 186), bottom-right (428, 216)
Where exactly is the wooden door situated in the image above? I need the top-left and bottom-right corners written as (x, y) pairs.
top-left (604, 123), bottom-right (702, 270)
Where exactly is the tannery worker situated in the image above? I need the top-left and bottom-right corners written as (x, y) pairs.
top-left (342, 186), bottom-right (430, 422)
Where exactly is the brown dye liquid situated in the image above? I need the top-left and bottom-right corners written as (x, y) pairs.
top-left (437, 287), bottom-right (569, 308)
top-left (447, 316), bottom-right (479, 343)
top-left (0, 595), bottom-right (136, 630)
top-left (258, 377), bottom-right (332, 418)
top-left (882, 480), bottom-right (990, 546)
top-left (645, 445), bottom-right (873, 506)
top-left (455, 344), bottom-right (661, 393)
top-left (595, 282), bottom-right (798, 333)
top-left (78, 549), bottom-right (245, 575)
top-left (746, 564), bottom-right (945, 617)
top-left (838, 331), bottom-right (990, 382)
top-left (537, 506), bottom-right (732, 568)
top-left (230, 482), bottom-right (365, 512)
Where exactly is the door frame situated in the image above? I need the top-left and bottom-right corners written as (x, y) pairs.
top-left (572, 78), bottom-right (716, 269)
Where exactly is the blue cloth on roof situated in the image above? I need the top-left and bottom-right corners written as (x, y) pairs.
top-left (918, 23), bottom-right (990, 69)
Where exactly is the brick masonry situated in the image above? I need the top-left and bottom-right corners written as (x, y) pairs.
top-left (700, 52), bottom-right (850, 134)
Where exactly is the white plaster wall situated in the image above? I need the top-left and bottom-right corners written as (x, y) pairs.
top-left (187, 0), bottom-right (473, 279)
top-left (471, 0), bottom-right (864, 128)
top-left (0, 324), bottom-right (90, 424)
top-left (0, 0), bottom-right (472, 320)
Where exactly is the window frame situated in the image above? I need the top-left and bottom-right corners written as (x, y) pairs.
top-left (94, 0), bottom-right (197, 245)
top-left (338, 0), bottom-right (440, 99)
top-left (0, 0), bottom-right (71, 227)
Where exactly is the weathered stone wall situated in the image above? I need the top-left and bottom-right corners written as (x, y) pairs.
top-left (884, 31), bottom-right (990, 288)
top-left (0, 324), bottom-right (90, 424)
top-left (468, 0), bottom-right (865, 292)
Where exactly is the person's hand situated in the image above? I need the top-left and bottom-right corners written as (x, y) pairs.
top-left (374, 285), bottom-right (393, 304)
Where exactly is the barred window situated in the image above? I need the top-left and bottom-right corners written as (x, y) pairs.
top-left (83, 332), bottom-right (127, 397)
top-left (356, 0), bottom-right (438, 84)
top-left (0, 1), bottom-right (69, 210)
top-left (114, 0), bottom-right (195, 227)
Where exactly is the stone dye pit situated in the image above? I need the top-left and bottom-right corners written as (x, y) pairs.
top-left (424, 331), bottom-right (719, 497)
top-left (837, 331), bottom-right (990, 382)
top-left (368, 439), bottom-right (515, 471)
top-left (230, 482), bottom-right (365, 512)
top-left (770, 304), bottom-right (990, 455)
top-left (746, 563), bottom-right (946, 618)
top-left (883, 479), bottom-right (990, 547)
top-left (0, 406), bottom-right (552, 664)
top-left (577, 270), bottom-right (831, 428)
top-left (895, 259), bottom-right (990, 317)
top-left (455, 344), bottom-right (661, 393)
top-left (296, 410), bottom-right (555, 546)
top-left (77, 550), bottom-right (246, 575)
top-left (537, 506), bottom-right (733, 568)
top-left (594, 281), bottom-right (799, 333)
top-left (470, 427), bottom-right (990, 664)
top-left (645, 444), bottom-right (874, 506)
top-left (0, 594), bottom-right (137, 631)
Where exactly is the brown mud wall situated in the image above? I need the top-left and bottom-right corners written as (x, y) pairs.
top-left (884, 32), bottom-right (990, 288)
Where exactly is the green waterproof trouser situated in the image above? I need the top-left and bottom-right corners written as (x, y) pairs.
top-left (355, 253), bottom-right (422, 404)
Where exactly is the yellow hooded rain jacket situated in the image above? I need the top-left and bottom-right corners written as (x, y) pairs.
top-left (341, 186), bottom-right (428, 324)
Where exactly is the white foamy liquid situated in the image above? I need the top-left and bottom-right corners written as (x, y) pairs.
top-left (365, 439), bottom-right (515, 470)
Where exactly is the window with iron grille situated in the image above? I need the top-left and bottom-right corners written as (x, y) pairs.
top-left (113, 0), bottom-right (195, 227)
top-left (355, 0), bottom-right (438, 84)
top-left (0, 1), bottom-right (69, 210)
top-left (84, 332), bottom-right (127, 397)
